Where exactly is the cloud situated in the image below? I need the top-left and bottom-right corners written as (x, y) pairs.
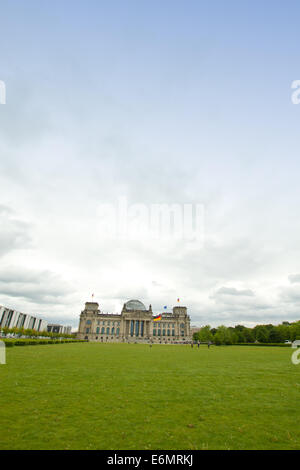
top-left (288, 274), bottom-right (300, 284)
top-left (215, 287), bottom-right (255, 297)
top-left (0, 205), bottom-right (32, 257)
top-left (0, 266), bottom-right (74, 305)
top-left (279, 286), bottom-right (300, 305)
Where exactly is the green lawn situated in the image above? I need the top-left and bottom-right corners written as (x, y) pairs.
top-left (0, 342), bottom-right (299, 450)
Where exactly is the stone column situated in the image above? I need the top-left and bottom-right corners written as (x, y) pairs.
top-left (120, 319), bottom-right (124, 336)
top-left (148, 320), bottom-right (153, 339)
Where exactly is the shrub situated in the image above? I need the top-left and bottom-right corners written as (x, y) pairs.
top-left (2, 340), bottom-right (14, 347)
top-left (1, 338), bottom-right (85, 347)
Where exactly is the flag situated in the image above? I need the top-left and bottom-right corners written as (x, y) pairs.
top-left (153, 314), bottom-right (162, 322)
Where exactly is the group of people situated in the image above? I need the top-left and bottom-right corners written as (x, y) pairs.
top-left (191, 341), bottom-right (212, 348)
top-left (148, 340), bottom-right (213, 348)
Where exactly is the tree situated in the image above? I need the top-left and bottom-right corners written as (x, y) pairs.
top-left (290, 322), bottom-right (300, 341)
top-left (2, 326), bottom-right (9, 337)
top-left (244, 327), bottom-right (255, 343)
top-left (268, 327), bottom-right (284, 343)
top-left (277, 324), bottom-right (290, 342)
top-left (234, 325), bottom-right (246, 343)
top-left (214, 326), bottom-right (234, 345)
top-left (253, 325), bottom-right (269, 343)
top-left (198, 325), bottom-right (213, 342)
top-left (192, 332), bottom-right (200, 341)
top-left (24, 329), bottom-right (34, 337)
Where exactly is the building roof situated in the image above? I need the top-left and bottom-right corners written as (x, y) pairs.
top-left (124, 299), bottom-right (146, 311)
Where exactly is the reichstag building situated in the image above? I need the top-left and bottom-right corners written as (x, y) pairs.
top-left (77, 299), bottom-right (191, 343)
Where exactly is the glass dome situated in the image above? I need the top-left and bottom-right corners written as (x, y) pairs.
top-left (125, 299), bottom-right (146, 311)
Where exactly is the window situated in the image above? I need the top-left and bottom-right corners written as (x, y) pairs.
top-left (101, 327), bottom-right (105, 334)
top-left (106, 327), bottom-right (110, 335)
top-left (153, 329), bottom-right (156, 336)
top-left (172, 330), bottom-right (175, 336)
top-left (181, 330), bottom-right (184, 336)
top-left (111, 327), bottom-right (115, 335)
top-left (163, 329), bottom-right (166, 336)
top-left (180, 323), bottom-right (185, 329)
top-left (116, 328), bottom-right (120, 335)
top-left (96, 327), bottom-right (100, 334)
top-left (140, 321), bottom-right (144, 337)
top-left (86, 320), bottom-right (92, 325)
top-left (167, 330), bottom-right (170, 336)
top-left (158, 329), bottom-right (161, 336)
top-left (86, 328), bottom-right (90, 334)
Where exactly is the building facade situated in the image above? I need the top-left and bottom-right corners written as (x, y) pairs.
top-left (47, 324), bottom-right (72, 335)
top-left (0, 305), bottom-right (72, 335)
top-left (77, 299), bottom-right (191, 343)
top-left (190, 326), bottom-right (201, 337)
top-left (0, 305), bottom-right (48, 332)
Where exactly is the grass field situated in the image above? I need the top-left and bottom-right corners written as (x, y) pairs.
top-left (0, 342), bottom-right (299, 450)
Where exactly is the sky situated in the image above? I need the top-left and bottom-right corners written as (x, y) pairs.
top-left (1, 0), bottom-right (300, 330)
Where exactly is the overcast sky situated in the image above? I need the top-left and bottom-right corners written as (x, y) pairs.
top-left (1, 0), bottom-right (300, 329)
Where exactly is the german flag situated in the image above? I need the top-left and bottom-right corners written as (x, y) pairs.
top-left (153, 314), bottom-right (162, 322)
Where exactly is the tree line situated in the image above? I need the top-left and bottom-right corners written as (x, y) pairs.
top-left (192, 321), bottom-right (300, 345)
top-left (0, 325), bottom-right (75, 340)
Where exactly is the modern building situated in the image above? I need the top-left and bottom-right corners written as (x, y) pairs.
top-left (0, 305), bottom-right (48, 332)
top-left (47, 324), bottom-right (72, 335)
top-left (77, 299), bottom-right (191, 343)
top-left (190, 326), bottom-right (201, 337)
top-left (0, 305), bottom-right (72, 335)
